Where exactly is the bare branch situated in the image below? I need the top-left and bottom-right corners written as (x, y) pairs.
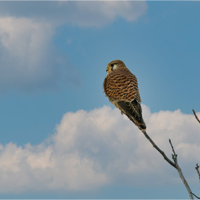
top-left (192, 109), bottom-right (200, 124)
top-left (195, 163), bottom-right (200, 182)
top-left (142, 131), bottom-right (176, 168)
top-left (169, 139), bottom-right (177, 157)
top-left (191, 192), bottom-right (200, 199)
top-left (169, 139), bottom-right (194, 199)
top-left (141, 132), bottom-right (195, 199)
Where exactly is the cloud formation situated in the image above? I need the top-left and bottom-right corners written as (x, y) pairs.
top-left (0, 2), bottom-right (147, 27)
top-left (64, 1), bottom-right (147, 27)
top-left (0, 17), bottom-right (80, 92)
top-left (0, 1), bottom-right (147, 92)
top-left (0, 105), bottom-right (199, 194)
top-left (0, 17), bottom-right (57, 92)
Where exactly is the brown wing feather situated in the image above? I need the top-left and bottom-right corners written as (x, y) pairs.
top-left (117, 100), bottom-right (146, 131)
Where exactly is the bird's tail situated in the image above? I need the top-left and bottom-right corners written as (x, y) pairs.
top-left (123, 112), bottom-right (146, 131)
top-left (131, 116), bottom-right (146, 132)
top-left (129, 100), bottom-right (146, 131)
top-left (117, 99), bottom-right (146, 132)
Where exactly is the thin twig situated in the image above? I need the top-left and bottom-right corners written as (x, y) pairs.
top-left (192, 109), bottom-right (200, 124)
top-left (191, 192), bottom-right (200, 199)
top-left (141, 131), bottom-right (195, 199)
top-left (142, 131), bottom-right (176, 168)
top-left (195, 163), bottom-right (200, 182)
top-left (169, 139), bottom-right (176, 156)
top-left (169, 139), bottom-right (194, 200)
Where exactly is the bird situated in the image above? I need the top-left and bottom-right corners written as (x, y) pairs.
top-left (103, 60), bottom-right (146, 132)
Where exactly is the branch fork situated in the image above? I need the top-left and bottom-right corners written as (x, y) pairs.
top-left (141, 131), bottom-right (194, 199)
top-left (139, 109), bottom-right (200, 199)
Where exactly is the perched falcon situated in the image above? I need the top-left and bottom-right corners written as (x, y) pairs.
top-left (103, 60), bottom-right (146, 132)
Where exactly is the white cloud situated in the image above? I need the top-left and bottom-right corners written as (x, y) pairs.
top-left (0, 2), bottom-right (147, 27)
top-left (0, 105), bottom-right (199, 194)
top-left (0, 17), bottom-right (54, 88)
top-left (68, 1), bottom-right (147, 27)
top-left (0, 1), bottom-right (147, 92)
top-left (0, 17), bottom-right (80, 92)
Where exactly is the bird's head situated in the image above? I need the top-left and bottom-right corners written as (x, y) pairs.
top-left (106, 60), bottom-right (126, 73)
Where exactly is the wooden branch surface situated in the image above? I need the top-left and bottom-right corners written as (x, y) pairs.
top-left (192, 109), bottom-right (200, 124)
top-left (138, 109), bottom-right (200, 199)
top-left (169, 139), bottom-right (194, 199)
top-left (141, 130), bottom-right (194, 199)
top-left (191, 192), bottom-right (200, 199)
top-left (142, 131), bottom-right (176, 168)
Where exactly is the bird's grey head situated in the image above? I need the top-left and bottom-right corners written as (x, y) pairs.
top-left (106, 60), bottom-right (126, 73)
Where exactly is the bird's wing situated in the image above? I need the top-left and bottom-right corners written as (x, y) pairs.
top-left (117, 99), bottom-right (146, 131)
top-left (103, 69), bottom-right (141, 103)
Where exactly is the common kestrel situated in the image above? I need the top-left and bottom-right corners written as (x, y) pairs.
top-left (103, 60), bottom-right (146, 132)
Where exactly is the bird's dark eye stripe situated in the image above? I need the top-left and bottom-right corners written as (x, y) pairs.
top-left (111, 63), bottom-right (117, 67)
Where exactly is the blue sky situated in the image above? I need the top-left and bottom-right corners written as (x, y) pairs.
top-left (0, 1), bottom-right (200, 199)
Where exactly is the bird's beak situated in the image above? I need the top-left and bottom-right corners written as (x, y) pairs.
top-left (106, 65), bottom-right (110, 72)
